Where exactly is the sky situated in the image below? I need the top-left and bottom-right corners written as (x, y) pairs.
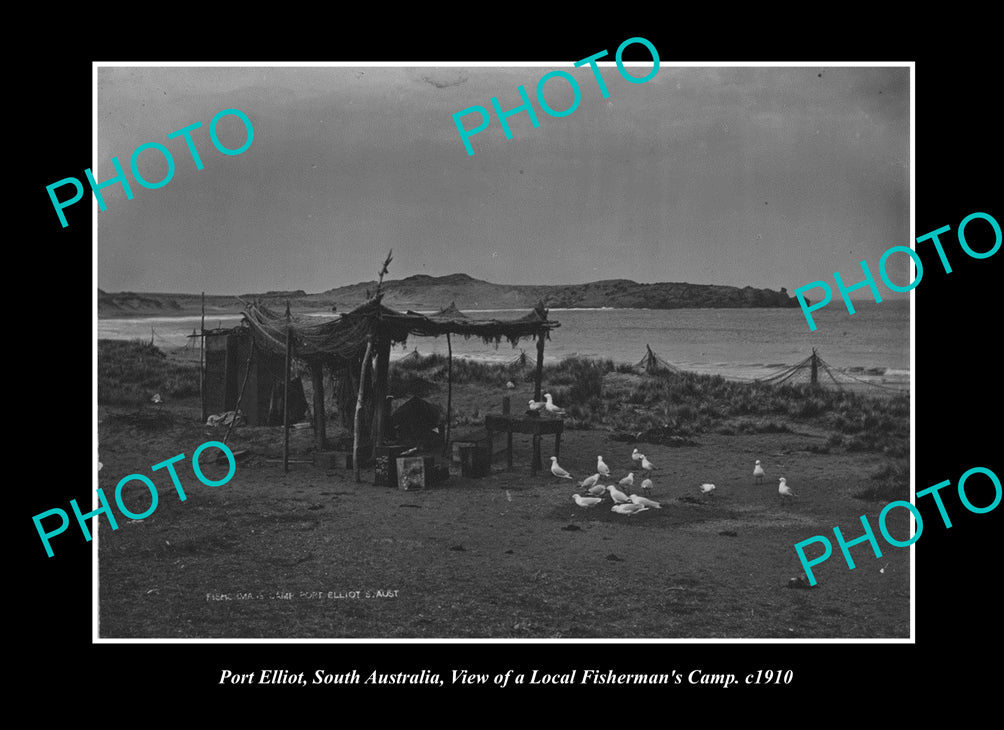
top-left (95, 63), bottom-right (910, 297)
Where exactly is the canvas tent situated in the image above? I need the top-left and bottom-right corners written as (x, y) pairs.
top-left (223, 293), bottom-right (559, 475)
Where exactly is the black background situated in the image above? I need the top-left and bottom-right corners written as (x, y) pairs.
top-left (22, 20), bottom-right (999, 713)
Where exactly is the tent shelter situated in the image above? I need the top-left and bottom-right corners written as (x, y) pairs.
top-left (229, 293), bottom-right (560, 477)
top-left (202, 327), bottom-right (305, 425)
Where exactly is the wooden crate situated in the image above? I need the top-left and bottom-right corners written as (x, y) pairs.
top-left (396, 456), bottom-right (435, 490)
top-left (459, 445), bottom-right (491, 478)
top-left (374, 445), bottom-right (409, 486)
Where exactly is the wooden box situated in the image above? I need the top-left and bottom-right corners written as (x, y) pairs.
top-left (459, 445), bottom-right (491, 478)
top-left (396, 456), bottom-right (435, 490)
top-left (374, 445), bottom-right (409, 486)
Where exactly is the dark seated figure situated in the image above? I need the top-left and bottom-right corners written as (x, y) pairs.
top-left (389, 396), bottom-right (444, 451)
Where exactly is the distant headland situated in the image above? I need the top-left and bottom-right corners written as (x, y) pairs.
top-left (98, 273), bottom-right (799, 319)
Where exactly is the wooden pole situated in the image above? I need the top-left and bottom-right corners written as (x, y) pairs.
top-left (445, 333), bottom-right (453, 456)
top-left (532, 332), bottom-right (546, 473)
top-left (200, 292), bottom-right (206, 422)
top-left (224, 340), bottom-right (255, 446)
top-left (283, 302), bottom-right (292, 473)
top-left (811, 347), bottom-right (818, 385)
top-left (533, 332), bottom-right (546, 402)
top-left (353, 338), bottom-right (374, 483)
top-left (372, 333), bottom-right (391, 453)
top-left (310, 362), bottom-right (327, 453)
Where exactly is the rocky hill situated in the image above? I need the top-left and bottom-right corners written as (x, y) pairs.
top-left (98, 274), bottom-right (799, 318)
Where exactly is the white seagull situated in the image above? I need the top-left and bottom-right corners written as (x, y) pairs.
top-left (612, 503), bottom-right (648, 515)
top-left (619, 472), bottom-right (635, 488)
top-left (543, 393), bottom-right (566, 415)
top-left (573, 493), bottom-right (602, 508)
top-left (587, 482), bottom-right (607, 497)
top-left (580, 473), bottom-right (601, 489)
top-left (597, 456), bottom-right (611, 477)
top-left (778, 477), bottom-right (796, 498)
top-left (754, 459), bottom-right (765, 484)
top-left (641, 478), bottom-right (653, 495)
top-left (506, 381), bottom-right (515, 389)
top-left (699, 483), bottom-right (716, 495)
top-left (629, 494), bottom-right (662, 509)
top-left (550, 456), bottom-right (573, 480)
top-left (632, 448), bottom-right (644, 462)
top-left (641, 455), bottom-right (658, 472)
top-left (606, 484), bottom-right (631, 504)
top-left (528, 399), bottom-right (545, 412)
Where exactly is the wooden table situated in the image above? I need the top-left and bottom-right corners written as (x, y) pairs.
top-left (484, 413), bottom-right (564, 475)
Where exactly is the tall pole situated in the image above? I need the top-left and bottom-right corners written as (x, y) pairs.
top-left (372, 333), bottom-right (391, 453)
top-left (224, 340), bottom-right (255, 446)
top-left (533, 331), bottom-right (546, 402)
top-left (200, 292), bottom-right (206, 422)
top-left (283, 301), bottom-right (292, 473)
top-left (532, 330), bottom-right (546, 474)
top-left (445, 333), bottom-right (453, 456)
top-left (353, 337), bottom-right (374, 483)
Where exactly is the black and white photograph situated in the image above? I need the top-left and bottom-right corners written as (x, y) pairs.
top-left (91, 61), bottom-right (915, 642)
top-left (23, 25), bottom-right (1000, 708)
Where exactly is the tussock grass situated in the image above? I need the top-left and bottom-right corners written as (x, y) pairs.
top-left (386, 353), bottom-right (909, 452)
top-left (854, 460), bottom-right (910, 501)
top-left (98, 339), bottom-right (200, 406)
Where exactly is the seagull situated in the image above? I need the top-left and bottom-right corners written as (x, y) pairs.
top-left (699, 483), bottom-right (716, 495)
top-left (619, 472), bottom-right (635, 488)
top-left (543, 393), bottom-right (566, 415)
top-left (606, 484), bottom-right (631, 504)
top-left (632, 448), bottom-right (644, 462)
top-left (641, 478), bottom-right (653, 495)
top-left (580, 473), bottom-right (601, 489)
top-left (641, 455), bottom-right (658, 472)
top-left (778, 477), bottom-right (796, 498)
top-left (550, 456), bottom-right (573, 480)
top-left (597, 456), bottom-right (611, 477)
top-left (587, 482), bottom-right (607, 497)
top-left (754, 459), bottom-right (765, 484)
top-left (573, 493), bottom-right (602, 508)
top-left (612, 503), bottom-right (648, 515)
top-left (528, 399), bottom-right (545, 412)
top-left (629, 494), bottom-right (661, 509)
top-left (506, 381), bottom-right (515, 389)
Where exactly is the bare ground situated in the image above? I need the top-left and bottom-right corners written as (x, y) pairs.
top-left (96, 385), bottom-right (910, 640)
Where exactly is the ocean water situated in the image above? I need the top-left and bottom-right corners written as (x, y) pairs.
top-left (97, 299), bottom-right (910, 385)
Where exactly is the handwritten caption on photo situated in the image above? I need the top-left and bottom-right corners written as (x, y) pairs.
top-left (33, 441), bottom-right (237, 558)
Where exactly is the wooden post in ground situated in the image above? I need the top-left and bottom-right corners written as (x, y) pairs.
top-left (224, 340), bottom-right (255, 446)
top-left (811, 348), bottom-right (818, 386)
top-left (371, 333), bottom-right (392, 454)
top-left (444, 333), bottom-right (453, 456)
top-left (353, 338), bottom-right (374, 483)
top-left (532, 332), bottom-right (546, 473)
top-left (200, 292), bottom-right (206, 422)
top-left (283, 302), bottom-right (292, 473)
top-left (533, 332), bottom-right (545, 403)
top-left (310, 361), bottom-right (327, 453)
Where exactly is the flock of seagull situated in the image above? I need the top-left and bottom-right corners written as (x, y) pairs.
top-left (530, 393), bottom-right (798, 514)
top-left (551, 452), bottom-right (797, 516)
